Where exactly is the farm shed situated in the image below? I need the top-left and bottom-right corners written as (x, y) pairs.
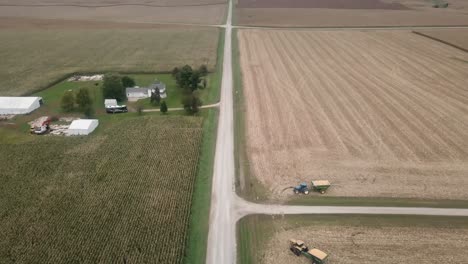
top-left (67, 119), bottom-right (99, 135)
top-left (0, 96), bottom-right (42, 114)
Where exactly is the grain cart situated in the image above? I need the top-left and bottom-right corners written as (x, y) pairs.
top-left (289, 239), bottom-right (329, 264)
top-left (293, 183), bottom-right (309, 194)
top-left (311, 180), bottom-right (331, 194)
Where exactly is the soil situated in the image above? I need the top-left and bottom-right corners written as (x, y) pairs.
top-left (264, 224), bottom-right (468, 264)
top-left (236, 0), bottom-right (468, 27)
top-left (238, 29), bottom-right (468, 200)
top-left (237, 0), bottom-right (408, 10)
top-left (414, 29), bottom-right (468, 52)
top-left (0, 17), bottom-right (193, 30)
top-left (0, 0), bottom-right (227, 25)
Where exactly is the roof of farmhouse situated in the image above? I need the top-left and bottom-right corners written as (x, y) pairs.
top-left (126, 81), bottom-right (166, 93)
top-left (0, 97), bottom-right (41, 109)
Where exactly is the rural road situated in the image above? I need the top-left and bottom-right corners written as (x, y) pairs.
top-left (206, 1), bottom-right (468, 264)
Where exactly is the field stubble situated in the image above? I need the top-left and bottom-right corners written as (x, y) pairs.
top-left (0, 0), bottom-right (227, 25)
top-left (235, 0), bottom-right (468, 27)
top-left (239, 29), bottom-right (468, 200)
top-left (258, 215), bottom-right (468, 264)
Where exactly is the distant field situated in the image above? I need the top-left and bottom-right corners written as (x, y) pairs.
top-left (238, 0), bottom-right (407, 9)
top-left (0, 115), bottom-right (203, 263)
top-left (0, 27), bottom-right (219, 96)
top-left (414, 29), bottom-right (468, 52)
top-left (235, 0), bottom-right (468, 27)
top-left (239, 215), bottom-right (468, 264)
top-left (0, 0), bottom-right (227, 25)
top-left (238, 29), bottom-right (468, 200)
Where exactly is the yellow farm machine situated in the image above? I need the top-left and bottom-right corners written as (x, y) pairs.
top-left (289, 239), bottom-right (329, 264)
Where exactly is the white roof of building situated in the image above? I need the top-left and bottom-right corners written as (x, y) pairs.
top-left (69, 119), bottom-right (98, 130)
top-left (0, 97), bottom-right (41, 109)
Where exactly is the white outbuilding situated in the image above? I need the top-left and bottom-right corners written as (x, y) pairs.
top-left (0, 97), bottom-right (43, 115)
top-left (104, 99), bottom-right (117, 107)
top-left (67, 119), bottom-right (99, 135)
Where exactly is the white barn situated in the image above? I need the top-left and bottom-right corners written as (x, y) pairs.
top-left (67, 119), bottom-right (99, 135)
top-left (0, 97), bottom-right (43, 115)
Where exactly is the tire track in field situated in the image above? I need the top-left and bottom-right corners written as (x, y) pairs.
top-left (368, 32), bottom-right (468, 109)
top-left (275, 31), bottom-right (367, 156)
top-left (343, 32), bottom-right (468, 160)
top-left (333, 32), bottom-right (466, 161)
top-left (268, 31), bottom-right (348, 153)
top-left (303, 32), bottom-right (423, 161)
top-left (299, 32), bottom-right (405, 159)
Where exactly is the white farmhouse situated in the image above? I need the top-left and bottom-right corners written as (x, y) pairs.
top-left (125, 81), bottom-right (167, 101)
top-left (0, 97), bottom-right (43, 115)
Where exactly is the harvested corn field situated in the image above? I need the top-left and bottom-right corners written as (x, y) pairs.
top-left (235, 0), bottom-right (468, 27)
top-left (0, 0), bottom-right (227, 25)
top-left (238, 29), bottom-right (468, 200)
top-left (0, 116), bottom-right (203, 263)
top-left (414, 29), bottom-right (468, 52)
top-left (239, 215), bottom-right (468, 264)
top-left (237, 0), bottom-right (408, 9)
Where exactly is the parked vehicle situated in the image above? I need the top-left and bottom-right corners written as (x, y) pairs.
top-left (106, 105), bottom-right (128, 114)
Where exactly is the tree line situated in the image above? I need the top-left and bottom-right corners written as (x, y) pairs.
top-left (172, 64), bottom-right (208, 114)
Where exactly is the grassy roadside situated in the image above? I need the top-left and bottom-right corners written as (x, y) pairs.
top-left (183, 28), bottom-right (224, 264)
top-left (232, 28), bottom-right (269, 202)
top-left (238, 214), bottom-right (468, 264)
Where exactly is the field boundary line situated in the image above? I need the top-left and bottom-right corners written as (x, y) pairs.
top-left (412, 31), bottom-right (468, 53)
top-left (0, 2), bottom-right (227, 8)
top-left (234, 25), bottom-right (468, 31)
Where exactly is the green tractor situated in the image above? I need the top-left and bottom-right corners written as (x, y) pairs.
top-left (289, 239), bottom-right (329, 264)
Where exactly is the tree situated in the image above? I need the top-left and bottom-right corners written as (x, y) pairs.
top-left (198, 64), bottom-right (208, 77)
top-left (176, 65), bottom-right (194, 89)
top-left (122, 76), bottom-right (136, 88)
top-left (83, 105), bottom-right (95, 118)
top-left (103, 74), bottom-right (126, 102)
top-left (160, 101), bottom-right (168, 114)
top-left (182, 89), bottom-right (201, 114)
top-left (150, 88), bottom-right (161, 105)
top-left (136, 103), bottom-right (144, 115)
top-left (174, 65), bottom-right (202, 91)
top-left (76, 88), bottom-right (93, 112)
top-left (202, 78), bottom-right (207, 89)
top-left (171, 67), bottom-right (180, 78)
top-left (61, 90), bottom-right (75, 112)
top-left (189, 71), bottom-right (201, 91)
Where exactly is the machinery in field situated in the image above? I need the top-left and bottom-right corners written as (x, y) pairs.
top-left (311, 180), bottom-right (331, 194)
top-left (30, 116), bottom-right (51, 135)
top-left (293, 183), bottom-right (309, 194)
top-left (289, 239), bottom-right (329, 264)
